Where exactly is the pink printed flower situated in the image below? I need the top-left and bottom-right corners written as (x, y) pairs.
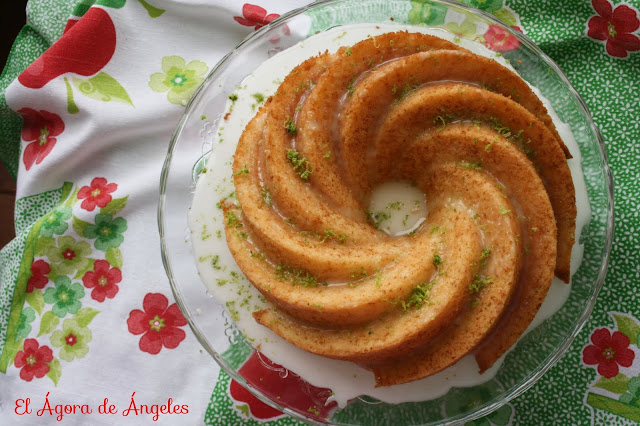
top-left (26, 259), bottom-right (50, 293)
top-left (82, 260), bottom-right (122, 302)
top-left (582, 328), bottom-right (635, 378)
top-left (483, 24), bottom-right (520, 52)
top-left (234, 4), bottom-right (279, 30)
top-left (587, 0), bottom-right (640, 58)
top-left (14, 339), bottom-right (53, 382)
top-left (18, 109), bottom-right (65, 171)
top-left (77, 177), bottom-right (117, 211)
top-left (127, 293), bottom-right (187, 354)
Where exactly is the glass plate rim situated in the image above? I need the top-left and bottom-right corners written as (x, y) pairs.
top-left (158, 0), bottom-right (615, 424)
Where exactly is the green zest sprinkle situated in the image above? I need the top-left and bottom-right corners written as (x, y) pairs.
top-left (225, 301), bottom-right (240, 321)
top-left (211, 255), bottom-right (221, 270)
top-left (345, 47), bottom-right (353, 56)
top-left (260, 187), bottom-right (273, 206)
top-left (499, 205), bottom-right (512, 215)
top-left (346, 77), bottom-right (355, 97)
top-left (233, 165), bottom-right (249, 176)
top-left (250, 250), bottom-right (266, 261)
top-left (489, 117), bottom-right (511, 138)
top-left (228, 93), bottom-right (238, 102)
top-left (375, 271), bottom-right (383, 288)
top-left (479, 247), bottom-right (491, 270)
top-left (432, 253), bottom-right (442, 269)
top-left (401, 281), bottom-right (434, 311)
top-left (322, 229), bottom-right (347, 244)
top-left (275, 263), bottom-right (321, 287)
top-left (459, 160), bottom-right (483, 171)
top-left (225, 210), bottom-right (243, 228)
top-left (387, 201), bottom-right (404, 210)
top-left (433, 113), bottom-right (456, 131)
top-left (368, 211), bottom-right (391, 229)
top-left (252, 93), bottom-right (265, 103)
top-left (349, 267), bottom-right (368, 279)
top-left (284, 117), bottom-right (298, 134)
top-left (469, 274), bottom-right (493, 293)
top-left (286, 149), bottom-right (311, 180)
top-left (308, 407), bottom-right (320, 415)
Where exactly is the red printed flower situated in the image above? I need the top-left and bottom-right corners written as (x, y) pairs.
top-left (26, 259), bottom-right (50, 293)
top-left (582, 328), bottom-right (635, 378)
top-left (234, 4), bottom-right (279, 30)
top-left (483, 24), bottom-right (520, 52)
top-left (18, 108), bottom-right (65, 171)
top-left (77, 177), bottom-right (118, 211)
top-left (127, 293), bottom-right (187, 354)
top-left (587, 0), bottom-right (640, 58)
top-left (14, 339), bottom-right (53, 382)
top-left (82, 259), bottom-right (122, 302)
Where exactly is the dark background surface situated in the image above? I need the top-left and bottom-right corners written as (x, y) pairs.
top-left (1, 1), bottom-right (30, 248)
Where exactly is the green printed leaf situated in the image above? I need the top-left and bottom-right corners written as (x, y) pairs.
top-left (63, 188), bottom-right (80, 208)
top-left (74, 307), bottom-right (100, 328)
top-left (46, 358), bottom-right (62, 386)
top-left (628, 377), bottom-right (640, 395)
top-left (96, 0), bottom-right (126, 9)
top-left (138, 0), bottom-right (166, 17)
top-left (586, 392), bottom-right (640, 422)
top-left (65, 77), bottom-right (79, 114)
top-left (594, 373), bottom-right (630, 394)
top-left (38, 311), bottom-right (60, 337)
top-left (2, 338), bottom-right (23, 371)
top-left (71, 0), bottom-right (94, 18)
top-left (25, 290), bottom-right (45, 315)
top-left (105, 247), bottom-right (123, 269)
top-left (72, 216), bottom-right (92, 237)
top-left (100, 196), bottom-right (129, 216)
top-left (73, 72), bottom-right (134, 106)
top-left (613, 314), bottom-right (640, 345)
top-left (35, 236), bottom-right (55, 257)
top-left (74, 258), bottom-right (96, 280)
top-left (487, 403), bottom-right (512, 425)
top-left (444, 19), bottom-right (477, 38)
top-left (236, 404), bottom-right (250, 417)
top-left (493, 8), bottom-right (518, 27)
top-left (408, 1), bottom-right (447, 26)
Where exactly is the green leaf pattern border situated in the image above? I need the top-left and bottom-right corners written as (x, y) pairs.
top-left (0, 178), bottom-right (129, 386)
top-left (583, 312), bottom-right (640, 423)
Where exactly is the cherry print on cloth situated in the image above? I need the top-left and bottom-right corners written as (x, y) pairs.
top-left (17, 7), bottom-right (133, 114)
top-left (82, 260), bottom-right (122, 302)
top-left (14, 339), bottom-right (53, 382)
top-left (77, 178), bottom-right (118, 211)
top-left (583, 328), bottom-right (635, 378)
top-left (18, 108), bottom-right (65, 171)
top-left (234, 3), bottom-right (280, 30)
top-left (127, 293), bottom-right (187, 355)
top-left (587, 0), bottom-right (640, 58)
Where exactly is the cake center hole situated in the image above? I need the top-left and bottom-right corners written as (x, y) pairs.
top-left (367, 181), bottom-right (427, 236)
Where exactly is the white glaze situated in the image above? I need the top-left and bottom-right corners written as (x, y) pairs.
top-left (189, 24), bottom-right (590, 408)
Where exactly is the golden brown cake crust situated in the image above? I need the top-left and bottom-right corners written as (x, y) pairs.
top-left (222, 31), bottom-right (576, 386)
